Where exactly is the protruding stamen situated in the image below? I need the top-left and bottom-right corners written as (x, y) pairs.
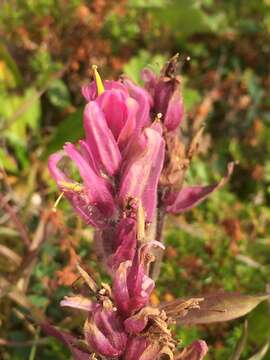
top-left (58, 181), bottom-right (83, 192)
top-left (92, 64), bottom-right (104, 95)
top-left (52, 192), bottom-right (64, 212)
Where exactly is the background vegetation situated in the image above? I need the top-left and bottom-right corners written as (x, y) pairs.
top-left (1, 0), bottom-right (270, 359)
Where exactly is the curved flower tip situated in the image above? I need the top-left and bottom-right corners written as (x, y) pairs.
top-left (82, 79), bottom-right (128, 102)
top-left (124, 306), bottom-right (160, 334)
top-left (107, 218), bottom-right (137, 271)
top-left (84, 306), bottom-right (127, 358)
top-left (142, 56), bottom-right (184, 132)
top-left (124, 337), bottom-right (161, 360)
top-left (176, 340), bottom-right (208, 360)
top-left (165, 162), bottom-right (235, 214)
top-left (113, 242), bottom-right (163, 317)
top-left (121, 77), bottom-right (152, 130)
top-left (48, 145), bottom-right (115, 228)
top-left (83, 101), bottom-right (122, 176)
top-left (60, 295), bottom-right (95, 312)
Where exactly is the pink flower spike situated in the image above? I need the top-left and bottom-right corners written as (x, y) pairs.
top-left (165, 162), bottom-right (235, 214)
top-left (83, 101), bottom-right (122, 176)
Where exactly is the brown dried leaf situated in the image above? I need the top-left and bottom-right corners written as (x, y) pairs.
top-left (176, 292), bottom-right (269, 325)
top-left (76, 264), bottom-right (98, 293)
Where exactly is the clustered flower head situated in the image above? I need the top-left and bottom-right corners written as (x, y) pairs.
top-left (46, 55), bottom-right (235, 359)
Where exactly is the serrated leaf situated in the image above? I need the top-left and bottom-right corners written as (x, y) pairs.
top-left (173, 292), bottom-right (270, 325)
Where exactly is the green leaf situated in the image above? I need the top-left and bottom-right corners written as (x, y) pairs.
top-left (44, 107), bottom-right (84, 158)
top-left (153, 0), bottom-right (210, 38)
top-left (1, 88), bottom-right (41, 145)
top-left (124, 50), bottom-right (166, 84)
top-left (47, 79), bottom-right (71, 108)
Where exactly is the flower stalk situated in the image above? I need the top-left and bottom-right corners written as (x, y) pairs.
top-left (43, 55), bottom-right (265, 360)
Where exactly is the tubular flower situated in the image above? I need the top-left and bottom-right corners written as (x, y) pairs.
top-left (141, 54), bottom-right (184, 132)
top-left (113, 242), bottom-right (164, 316)
top-left (84, 305), bottom-right (127, 358)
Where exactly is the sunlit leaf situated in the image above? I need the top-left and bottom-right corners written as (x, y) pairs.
top-left (174, 293), bottom-right (270, 324)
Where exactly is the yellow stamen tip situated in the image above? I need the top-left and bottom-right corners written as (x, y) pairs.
top-left (58, 181), bottom-right (83, 192)
top-left (92, 64), bottom-right (104, 96)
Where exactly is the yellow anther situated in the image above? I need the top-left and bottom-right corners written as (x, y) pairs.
top-left (92, 64), bottom-right (104, 95)
top-left (52, 192), bottom-right (64, 212)
top-left (58, 181), bottom-right (83, 192)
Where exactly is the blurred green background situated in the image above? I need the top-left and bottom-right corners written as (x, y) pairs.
top-left (1, 0), bottom-right (270, 359)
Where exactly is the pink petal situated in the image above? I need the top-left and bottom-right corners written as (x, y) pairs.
top-left (113, 261), bottom-right (132, 315)
top-left (141, 68), bottom-right (158, 97)
top-left (108, 218), bottom-right (137, 271)
top-left (122, 78), bottom-right (152, 130)
top-left (85, 306), bottom-right (127, 357)
top-left (64, 142), bottom-right (115, 216)
top-left (124, 337), bottom-right (160, 360)
top-left (60, 296), bottom-right (95, 312)
top-left (48, 151), bottom-right (110, 228)
top-left (85, 320), bottom-right (120, 357)
top-left (165, 162), bottom-right (235, 214)
top-left (124, 307), bottom-right (160, 334)
top-left (164, 90), bottom-right (184, 131)
top-left (119, 128), bottom-right (165, 222)
top-left (97, 89), bottom-right (128, 140)
top-left (82, 80), bottom-right (128, 102)
top-left (117, 97), bottom-right (138, 151)
top-left (78, 139), bottom-right (100, 175)
top-left (83, 101), bottom-right (122, 176)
